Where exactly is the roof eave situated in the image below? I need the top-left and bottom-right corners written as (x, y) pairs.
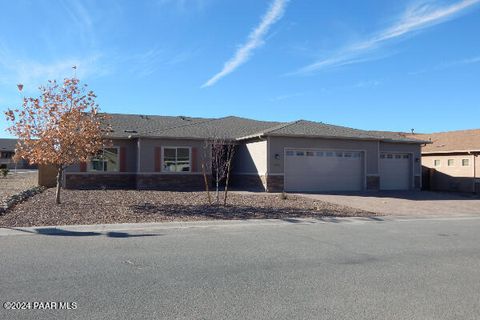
top-left (422, 149), bottom-right (480, 155)
top-left (239, 133), bottom-right (427, 144)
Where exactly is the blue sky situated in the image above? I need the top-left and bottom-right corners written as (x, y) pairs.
top-left (1, 0), bottom-right (479, 138)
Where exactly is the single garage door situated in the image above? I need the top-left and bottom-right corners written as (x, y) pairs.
top-left (379, 153), bottom-right (411, 190)
top-left (284, 149), bottom-right (364, 192)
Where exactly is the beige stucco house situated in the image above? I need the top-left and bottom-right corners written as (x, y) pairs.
top-left (0, 138), bottom-right (32, 170)
top-left (60, 113), bottom-right (426, 193)
top-left (416, 130), bottom-right (480, 193)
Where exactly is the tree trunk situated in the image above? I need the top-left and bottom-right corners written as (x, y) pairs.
top-left (215, 170), bottom-right (220, 204)
top-left (201, 162), bottom-right (212, 205)
top-left (55, 166), bottom-right (63, 204)
top-left (223, 159), bottom-right (232, 206)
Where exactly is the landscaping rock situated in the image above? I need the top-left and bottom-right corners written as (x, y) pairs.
top-left (0, 189), bottom-right (376, 227)
top-left (0, 186), bottom-right (46, 215)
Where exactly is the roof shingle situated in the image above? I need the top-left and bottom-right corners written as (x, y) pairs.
top-left (0, 139), bottom-right (18, 151)
top-left (103, 113), bottom-right (425, 143)
top-left (412, 129), bottom-right (480, 153)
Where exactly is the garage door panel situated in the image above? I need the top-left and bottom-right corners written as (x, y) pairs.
top-left (285, 149), bottom-right (364, 192)
top-left (379, 153), bottom-right (411, 190)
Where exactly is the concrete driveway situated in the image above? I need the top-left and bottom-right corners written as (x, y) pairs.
top-left (300, 191), bottom-right (480, 217)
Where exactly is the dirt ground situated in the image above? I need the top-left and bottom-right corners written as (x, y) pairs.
top-left (0, 189), bottom-right (375, 227)
top-left (0, 170), bottom-right (38, 203)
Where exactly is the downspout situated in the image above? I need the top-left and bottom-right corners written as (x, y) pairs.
top-left (133, 136), bottom-right (141, 189)
top-left (137, 138), bottom-right (141, 173)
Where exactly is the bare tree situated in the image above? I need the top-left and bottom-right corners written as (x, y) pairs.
top-left (201, 139), bottom-right (212, 205)
top-left (222, 143), bottom-right (235, 206)
top-left (201, 135), bottom-right (236, 205)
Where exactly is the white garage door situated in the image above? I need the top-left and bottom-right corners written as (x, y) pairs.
top-left (284, 149), bottom-right (364, 192)
top-left (379, 153), bottom-right (411, 190)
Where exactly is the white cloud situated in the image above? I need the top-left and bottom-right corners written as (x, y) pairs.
top-left (352, 80), bottom-right (382, 88)
top-left (202, 0), bottom-right (289, 88)
top-left (410, 54), bottom-right (480, 74)
top-left (58, 0), bottom-right (96, 47)
top-left (124, 47), bottom-right (200, 78)
top-left (156, 0), bottom-right (211, 12)
top-left (294, 0), bottom-right (480, 74)
top-left (447, 55), bottom-right (480, 66)
top-left (269, 92), bottom-right (305, 101)
top-left (0, 51), bottom-right (108, 91)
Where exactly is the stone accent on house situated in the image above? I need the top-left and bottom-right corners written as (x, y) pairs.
top-left (367, 175), bottom-right (380, 190)
top-left (65, 174), bottom-right (137, 189)
top-left (266, 175), bottom-right (284, 193)
top-left (136, 174), bottom-right (206, 191)
top-left (230, 174), bottom-right (267, 191)
top-left (414, 175), bottom-right (421, 190)
top-left (65, 173), bottom-right (208, 191)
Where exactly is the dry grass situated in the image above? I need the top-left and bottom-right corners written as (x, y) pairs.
top-left (0, 171), bottom-right (38, 202)
top-left (0, 189), bottom-right (376, 227)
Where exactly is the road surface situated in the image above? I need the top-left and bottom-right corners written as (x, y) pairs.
top-left (1, 217), bottom-right (480, 319)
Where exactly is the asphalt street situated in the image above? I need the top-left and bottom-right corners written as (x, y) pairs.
top-left (1, 217), bottom-right (480, 320)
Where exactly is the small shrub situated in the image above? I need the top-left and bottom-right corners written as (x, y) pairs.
top-left (0, 168), bottom-right (9, 178)
top-left (279, 192), bottom-right (288, 200)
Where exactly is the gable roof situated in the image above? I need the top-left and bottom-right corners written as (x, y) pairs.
top-left (0, 139), bottom-right (17, 151)
top-left (412, 129), bottom-right (480, 153)
top-left (104, 113), bottom-right (425, 144)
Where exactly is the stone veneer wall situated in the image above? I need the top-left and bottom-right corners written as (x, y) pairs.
top-left (65, 173), bottom-right (285, 192)
top-left (65, 174), bottom-right (137, 189)
top-left (414, 175), bottom-right (421, 190)
top-left (366, 175), bottom-right (380, 190)
top-left (266, 175), bottom-right (284, 193)
top-left (65, 173), bottom-right (207, 191)
top-left (136, 174), bottom-right (206, 191)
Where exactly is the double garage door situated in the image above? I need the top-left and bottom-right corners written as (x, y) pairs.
top-left (284, 149), bottom-right (364, 192)
top-left (284, 149), bottom-right (412, 192)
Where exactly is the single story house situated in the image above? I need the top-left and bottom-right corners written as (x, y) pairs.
top-left (416, 129), bottom-right (480, 193)
top-left (0, 138), bottom-right (32, 170)
top-left (63, 113), bottom-right (427, 192)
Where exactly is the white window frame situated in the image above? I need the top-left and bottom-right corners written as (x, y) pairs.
top-left (161, 146), bottom-right (192, 173)
top-left (434, 159), bottom-right (441, 167)
top-left (447, 159), bottom-right (455, 167)
top-left (88, 146), bottom-right (120, 172)
top-left (462, 159), bottom-right (470, 167)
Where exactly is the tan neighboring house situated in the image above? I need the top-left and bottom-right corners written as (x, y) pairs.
top-left (0, 138), bottom-right (33, 170)
top-left (416, 130), bottom-right (480, 194)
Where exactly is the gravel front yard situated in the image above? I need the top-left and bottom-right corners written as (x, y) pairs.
top-left (0, 171), bottom-right (38, 202)
top-left (0, 189), bottom-right (376, 227)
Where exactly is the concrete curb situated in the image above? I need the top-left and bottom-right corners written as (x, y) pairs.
top-left (0, 216), bottom-right (383, 237)
top-left (2, 215), bottom-right (480, 237)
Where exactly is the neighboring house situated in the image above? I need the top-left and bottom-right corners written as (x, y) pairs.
top-left (0, 138), bottom-right (32, 169)
top-left (62, 113), bottom-right (427, 192)
top-left (416, 130), bottom-right (480, 193)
